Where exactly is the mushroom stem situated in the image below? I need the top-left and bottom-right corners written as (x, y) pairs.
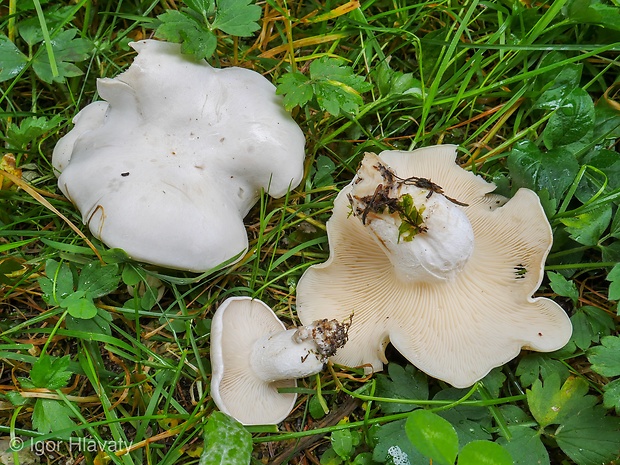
top-left (348, 153), bottom-right (475, 283)
top-left (251, 318), bottom-right (350, 383)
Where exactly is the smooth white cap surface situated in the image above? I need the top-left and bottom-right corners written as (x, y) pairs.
top-left (296, 145), bottom-right (572, 388)
top-left (52, 40), bottom-right (305, 271)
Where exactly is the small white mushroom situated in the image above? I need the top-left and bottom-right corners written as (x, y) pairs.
top-left (210, 296), bottom-right (348, 425)
top-left (296, 145), bottom-right (572, 388)
top-left (52, 40), bottom-right (305, 272)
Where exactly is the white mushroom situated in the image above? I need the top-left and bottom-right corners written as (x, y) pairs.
top-left (296, 145), bottom-right (572, 388)
top-left (52, 39), bottom-right (305, 272)
top-left (210, 296), bottom-right (349, 425)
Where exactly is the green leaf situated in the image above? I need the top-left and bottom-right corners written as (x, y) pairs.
top-left (31, 354), bottom-right (72, 389)
top-left (313, 155), bottom-right (337, 187)
top-left (570, 305), bottom-right (616, 350)
top-left (200, 412), bottom-right (252, 465)
top-left (405, 410), bottom-right (459, 465)
top-left (546, 271), bottom-right (579, 303)
top-left (212, 0), bottom-right (261, 36)
top-left (78, 262), bottom-right (120, 299)
top-left (38, 259), bottom-right (74, 306)
top-left (31, 29), bottom-right (92, 83)
top-left (155, 10), bottom-right (217, 61)
top-left (0, 34), bottom-right (28, 82)
top-left (506, 140), bottom-right (579, 202)
top-left (331, 429), bottom-right (357, 460)
top-left (555, 405), bottom-right (620, 465)
top-left (5, 115), bottom-right (64, 150)
top-left (516, 353), bottom-right (570, 387)
top-left (370, 420), bottom-right (425, 463)
top-left (32, 399), bottom-right (77, 439)
top-left (457, 440), bottom-right (512, 465)
top-left (497, 426), bottom-right (550, 465)
top-left (375, 363), bottom-right (428, 414)
top-left (184, 0), bottom-right (215, 15)
top-left (587, 335), bottom-right (620, 377)
top-left (276, 72), bottom-right (313, 111)
top-left (602, 378), bottom-right (620, 414)
top-left (564, 0), bottom-right (620, 31)
top-left (435, 389), bottom-right (493, 447)
top-left (533, 54), bottom-right (582, 110)
top-left (61, 291), bottom-right (99, 319)
top-left (606, 263), bottom-right (620, 300)
top-left (527, 374), bottom-right (595, 428)
top-left (559, 204), bottom-right (611, 246)
top-left (543, 88), bottom-right (595, 149)
top-left (373, 61), bottom-right (422, 99)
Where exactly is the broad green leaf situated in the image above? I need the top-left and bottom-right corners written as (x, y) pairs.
top-left (434, 388), bottom-right (493, 447)
top-left (516, 353), bottom-right (570, 387)
top-left (155, 10), bottom-right (217, 61)
top-left (506, 140), bottom-right (579, 202)
top-left (527, 374), bottom-right (595, 428)
top-left (351, 452), bottom-right (374, 465)
top-left (0, 34), bottom-right (28, 82)
top-left (32, 399), bottom-right (77, 439)
top-left (31, 354), bottom-right (72, 389)
top-left (213, 0), bottom-right (261, 36)
top-left (78, 262), bottom-right (120, 299)
top-left (31, 29), bottom-right (92, 83)
top-left (5, 115), bottom-right (64, 150)
top-left (546, 271), bottom-right (579, 303)
top-left (62, 292), bottom-right (98, 319)
top-left (276, 72), bottom-right (313, 111)
top-left (457, 440), bottom-right (512, 465)
top-left (563, 0), bottom-right (620, 31)
top-left (200, 412), bottom-right (251, 465)
top-left (559, 204), bottom-right (612, 246)
top-left (533, 55), bottom-right (582, 110)
top-left (405, 410), bottom-right (458, 465)
top-left (313, 155), bottom-right (336, 187)
top-left (607, 263), bottom-right (620, 300)
top-left (370, 420), bottom-right (425, 463)
top-left (38, 259), bottom-right (74, 306)
top-left (587, 335), bottom-right (620, 377)
top-left (331, 429), bottom-right (356, 460)
top-left (373, 61), bottom-right (422, 99)
top-left (65, 310), bottom-right (112, 336)
top-left (497, 426), bottom-right (550, 465)
top-left (121, 265), bottom-right (143, 287)
top-left (577, 148), bottom-right (620, 203)
top-left (570, 305), bottom-right (616, 350)
top-left (555, 405), bottom-right (620, 465)
top-left (602, 378), bottom-right (620, 413)
top-left (184, 0), bottom-right (215, 15)
top-left (375, 363), bottom-right (428, 414)
top-left (543, 88), bottom-right (595, 149)
top-left (319, 447), bottom-right (342, 465)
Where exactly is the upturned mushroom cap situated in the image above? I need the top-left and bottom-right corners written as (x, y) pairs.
top-left (210, 297), bottom-right (298, 425)
top-left (52, 39), bottom-right (305, 271)
top-left (296, 145), bottom-right (572, 388)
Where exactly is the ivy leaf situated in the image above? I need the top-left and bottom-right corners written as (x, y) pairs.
top-left (0, 34), bottom-right (28, 82)
top-left (30, 354), bottom-right (72, 389)
top-left (155, 10), bottom-right (217, 60)
top-left (32, 399), bottom-right (77, 439)
top-left (543, 88), bottom-right (595, 149)
top-left (375, 363), bottom-right (428, 414)
top-left (200, 412), bottom-right (251, 465)
top-left (405, 410), bottom-right (459, 465)
top-left (31, 29), bottom-right (92, 83)
top-left (587, 335), bottom-right (620, 377)
top-left (276, 73), bottom-right (313, 111)
top-left (212, 0), bottom-right (261, 36)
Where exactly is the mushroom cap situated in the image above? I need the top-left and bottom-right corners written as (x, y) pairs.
top-left (296, 145), bottom-right (572, 388)
top-left (210, 296), bottom-right (297, 425)
top-left (52, 39), bottom-right (305, 271)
